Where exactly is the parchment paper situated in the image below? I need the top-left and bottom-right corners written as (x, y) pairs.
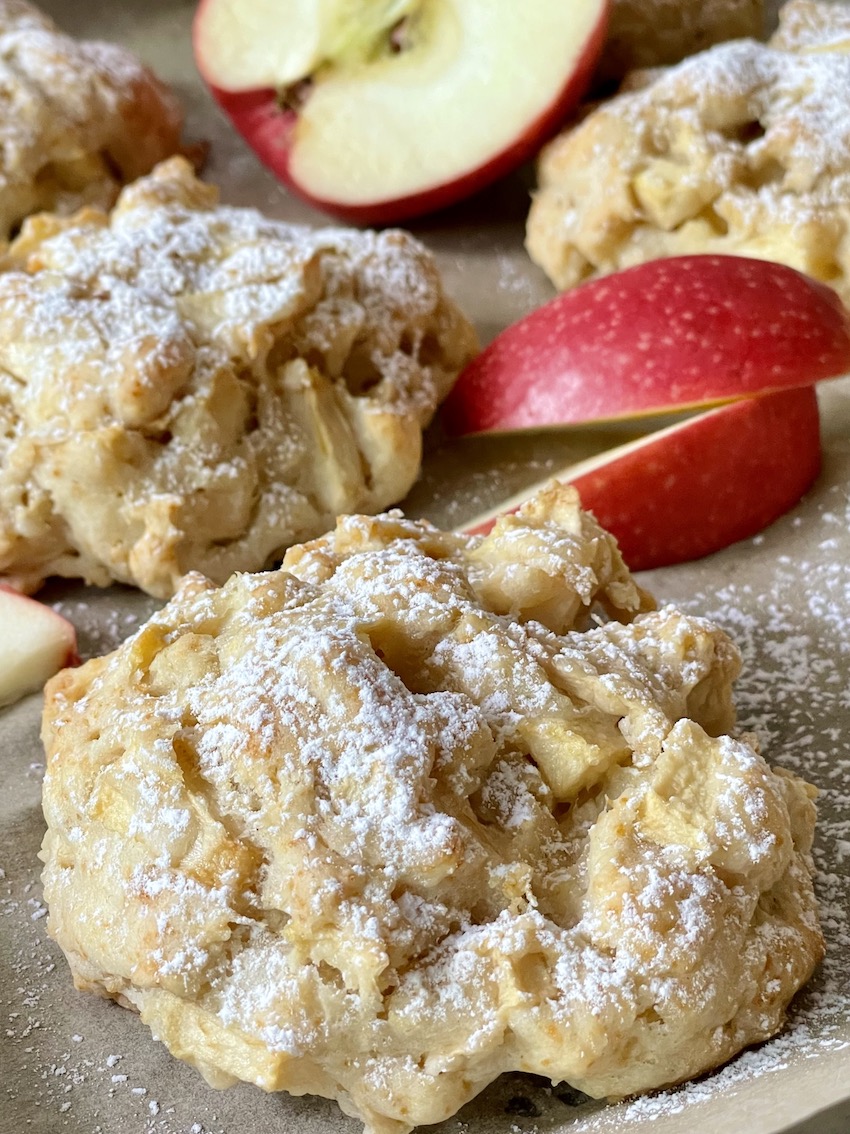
top-left (1, 2), bottom-right (849, 1133)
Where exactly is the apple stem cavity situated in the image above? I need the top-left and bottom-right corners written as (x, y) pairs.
top-left (274, 4), bottom-right (420, 114)
top-left (276, 77), bottom-right (314, 114)
top-left (389, 17), bottom-right (412, 53)
top-left (313, 0), bottom-right (420, 78)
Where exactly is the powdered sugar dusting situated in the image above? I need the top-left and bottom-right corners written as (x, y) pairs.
top-left (0, 0), bottom-right (183, 238)
top-left (528, 8), bottom-right (850, 302)
top-left (25, 481), bottom-right (830, 1134)
top-left (6, 461), bottom-right (850, 1134)
top-left (574, 399), bottom-right (850, 1130)
top-left (0, 157), bottom-right (476, 599)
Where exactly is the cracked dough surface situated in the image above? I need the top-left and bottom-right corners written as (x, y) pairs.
top-left (0, 157), bottom-right (477, 598)
top-left (598, 0), bottom-right (764, 84)
top-left (40, 485), bottom-right (823, 1134)
top-left (527, 0), bottom-right (850, 302)
top-left (0, 0), bottom-right (184, 239)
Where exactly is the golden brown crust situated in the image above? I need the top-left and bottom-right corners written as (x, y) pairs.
top-left (0, 0), bottom-right (185, 238)
top-left (40, 486), bottom-right (822, 1134)
top-left (528, 0), bottom-right (850, 302)
top-left (0, 157), bottom-right (477, 597)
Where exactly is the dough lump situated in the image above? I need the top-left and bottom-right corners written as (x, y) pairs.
top-left (40, 485), bottom-right (823, 1134)
top-left (0, 0), bottom-right (185, 238)
top-left (598, 0), bottom-right (764, 84)
top-left (0, 157), bottom-right (477, 597)
top-left (527, 0), bottom-right (850, 302)
top-left (769, 0), bottom-right (850, 51)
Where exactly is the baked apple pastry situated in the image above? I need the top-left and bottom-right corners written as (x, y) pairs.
top-left (40, 485), bottom-right (823, 1134)
top-left (0, 157), bottom-right (476, 597)
top-left (0, 0), bottom-right (186, 238)
top-left (528, 0), bottom-right (850, 304)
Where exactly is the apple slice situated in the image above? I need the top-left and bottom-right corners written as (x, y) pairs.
top-left (0, 587), bottom-right (79, 708)
top-left (463, 386), bottom-right (821, 570)
top-left (441, 256), bottom-right (850, 436)
top-left (194, 0), bottom-right (610, 224)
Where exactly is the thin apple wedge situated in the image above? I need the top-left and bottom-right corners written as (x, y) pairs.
top-left (463, 386), bottom-right (821, 570)
top-left (442, 256), bottom-right (850, 435)
top-left (194, 0), bottom-right (610, 224)
top-left (0, 587), bottom-right (79, 708)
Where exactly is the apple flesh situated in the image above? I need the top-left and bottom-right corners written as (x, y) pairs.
top-left (463, 387), bottom-right (821, 570)
top-left (0, 587), bottom-right (79, 708)
top-left (441, 255), bottom-right (850, 435)
top-left (194, 0), bottom-right (611, 224)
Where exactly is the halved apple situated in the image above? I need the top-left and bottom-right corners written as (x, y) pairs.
top-left (463, 387), bottom-right (822, 570)
top-left (441, 255), bottom-right (850, 436)
top-left (194, 0), bottom-right (611, 224)
top-left (0, 587), bottom-right (79, 708)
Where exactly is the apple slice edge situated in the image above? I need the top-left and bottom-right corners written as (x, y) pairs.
top-left (460, 387), bottom-right (821, 571)
top-left (441, 256), bottom-right (850, 436)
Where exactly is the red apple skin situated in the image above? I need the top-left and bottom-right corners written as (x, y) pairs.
top-left (465, 386), bottom-right (821, 571)
top-left (442, 256), bottom-right (850, 435)
top-left (193, 0), bottom-right (611, 226)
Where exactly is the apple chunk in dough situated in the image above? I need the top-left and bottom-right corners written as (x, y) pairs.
top-left (194, 0), bottom-right (611, 223)
top-left (0, 588), bottom-right (79, 708)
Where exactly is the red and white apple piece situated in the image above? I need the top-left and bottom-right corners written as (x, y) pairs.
top-left (194, 0), bottom-right (611, 224)
top-left (445, 254), bottom-right (850, 567)
top-left (0, 587), bottom-right (79, 708)
top-left (441, 255), bottom-right (850, 436)
top-left (463, 386), bottom-right (821, 570)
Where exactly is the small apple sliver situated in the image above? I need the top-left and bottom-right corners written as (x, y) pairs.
top-left (0, 588), bottom-right (78, 708)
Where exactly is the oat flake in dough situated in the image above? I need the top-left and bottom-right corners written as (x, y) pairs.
top-left (39, 485), bottom-right (824, 1134)
top-left (0, 156), bottom-right (477, 598)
